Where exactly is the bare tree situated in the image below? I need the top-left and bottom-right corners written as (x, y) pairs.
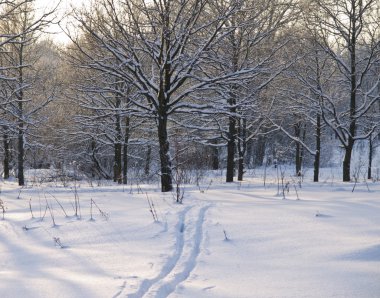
top-left (208, 0), bottom-right (299, 182)
top-left (67, 0), bottom-right (281, 191)
top-left (0, 0), bottom-right (58, 185)
top-left (305, 0), bottom-right (380, 181)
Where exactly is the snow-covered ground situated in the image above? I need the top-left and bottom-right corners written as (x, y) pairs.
top-left (0, 168), bottom-right (379, 298)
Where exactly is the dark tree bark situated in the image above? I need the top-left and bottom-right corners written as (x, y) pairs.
top-left (343, 139), bottom-right (354, 182)
top-left (123, 116), bottom-right (130, 184)
top-left (294, 122), bottom-right (302, 176)
top-left (368, 134), bottom-right (373, 180)
top-left (245, 139), bottom-right (253, 169)
top-left (114, 135), bottom-right (122, 183)
top-left (342, 19), bottom-right (357, 182)
top-left (17, 53), bottom-right (24, 186)
top-left (313, 114), bottom-right (321, 182)
top-left (3, 126), bottom-right (10, 180)
top-left (300, 124), bottom-right (306, 173)
top-left (17, 121), bottom-right (24, 186)
top-left (113, 96), bottom-right (122, 184)
top-left (156, 7), bottom-right (174, 192)
top-left (226, 110), bottom-right (236, 182)
top-left (254, 136), bottom-right (266, 166)
top-left (226, 22), bottom-right (239, 183)
top-left (211, 144), bottom-right (219, 170)
top-left (237, 118), bottom-right (247, 181)
top-left (343, 79), bottom-right (357, 182)
top-left (237, 152), bottom-right (244, 181)
top-left (158, 112), bottom-right (173, 192)
top-left (114, 142), bottom-right (122, 183)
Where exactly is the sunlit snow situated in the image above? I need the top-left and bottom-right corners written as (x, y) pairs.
top-left (0, 168), bottom-right (379, 297)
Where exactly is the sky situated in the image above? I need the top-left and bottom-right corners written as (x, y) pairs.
top-left (34, 0), bottom-right (86, 44)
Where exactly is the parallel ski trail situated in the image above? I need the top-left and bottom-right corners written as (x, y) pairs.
top-left (112, 281), bottom-right (126, 298)
top-left (145, 204), bottom-right (211, 298)
top-left (126, 206), bottom-right (192, 298)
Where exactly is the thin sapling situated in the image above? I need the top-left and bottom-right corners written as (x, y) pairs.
top-left (29, 198), bottom-right (34, 218)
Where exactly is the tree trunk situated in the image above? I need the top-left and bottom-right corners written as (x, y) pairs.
top-left (237, 156), bottom-right (244, 181)
top-left (155, 8), bottom-right (173, 192)
top-left (113, 95), bottom-right (122, 183)
top-left (17, 43), bottom-right (25, 186)
top-left (245, 139), bottom-right (253, 169)
top-left (344, 18), bottom-right (357, 182)
top-left (294, 123), bottom-right (302, 176)
top-left (237, 118), bottom-right (247, 181)
top-left (343, 138), bottom-right (354, 182)
top-left (295, 145), bottom-right (301, 176)
top-left (226, 26), bottom-right (238, 183)
top-left (123, 116), bottom-right (130, 185)
top-left (368, 135), bottom-right (372, 180)
top-left (226, 93), bottom-right (237, 182)
top-left (313, 114), bottom-right (321, 182)
top-left (158, 114), bottom-right (173, 192)
top-left (226, 113), bottom-right (236, 182)
top-left (17, 80), bottom-right (24, 186)
top-left (114, 142), bottom-right (122, 183)
top-left (299, 124), bottom-right (306, 174)
top-left (3, 126), bottom-right (10, 180)
top-left (343, 91), bottom-right (356, 182)
top-left (18, 123), bottom-right (24, 186)
top-left (211, 145), bottom-right (219, 170)
top-left (254, 136), bottom-right (266, 166)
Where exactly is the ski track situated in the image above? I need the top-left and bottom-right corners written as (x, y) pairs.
top-left (144, 204), bottom-right (211, 298)
top-left (126, 206), bottom-right (192, 298)
top-left (112, 281), bottom-right (127, 298)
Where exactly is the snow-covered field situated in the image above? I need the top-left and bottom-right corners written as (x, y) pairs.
top-left (0, 169), bottom-right (379, 298)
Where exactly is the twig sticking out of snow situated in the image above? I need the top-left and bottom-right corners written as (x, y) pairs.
top-left (47, 192), bottom-right (68, 217)
top-left (293, 184), bottom-right (300, 200)
top-left (17, 188), bottom-right (23, 200)
top-left (53, 237), bottom-right (64, 248)
top-left (90, 198), bottom-right (109, 221)
top-left (197, 179), bottom-right (213, 194)
top-left (40, 205), bottom-right (48, 221)
top-left (146, 193), bottom-right (158, 222)
top-left (46, 200), bottom-right (56, 227)
top-left (223, 230), bottom-right (229, 241)
top-left (73, 181), bottom-right (81, 219)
